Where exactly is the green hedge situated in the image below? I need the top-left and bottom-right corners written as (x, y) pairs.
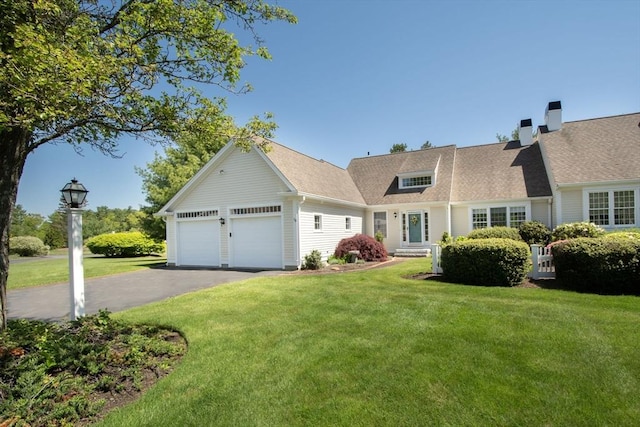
top-left (551, 222), bottom-right (604, 241)
top-left (551, 237), bottom-right (640, 294)
top-left (441, 238), bottom-right (531, 287)
top-left (518, 221), bottom-right (551, 245)
top-left (9, 236), bottom-right (50, 257)
top-left (86, 232), bottom-right (164, 257)
top-left (467, 226), bottom-right (522, 241)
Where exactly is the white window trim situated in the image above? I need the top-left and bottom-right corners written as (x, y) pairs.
top-left (583, 187), bottom-right (639, 228)
top-left (345, 216), bottom-right (351, 231)
top-left (468, 203), bottom-right (531, 230)
top-left (398, 171), bottom-right (435, 189)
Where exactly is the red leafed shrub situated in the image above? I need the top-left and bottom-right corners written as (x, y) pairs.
top-left (334, 234), bottom-right (388, 261)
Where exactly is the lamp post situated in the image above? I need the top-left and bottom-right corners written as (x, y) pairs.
top-left (60, 178), bottom-right (89, 320)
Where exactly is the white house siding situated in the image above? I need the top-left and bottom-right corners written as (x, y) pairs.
top-left (531, 199), bottom-right (551, 228)
top-left (430, 206), bottom-right (448, 244)
top-left (451, 206), bottom-right (469, 238)
top-left (168, 147), bottom-right (291, 267)
top-left (558, 189), bottom-right (583, 225)
top-left (299, 200), bottom-right (365, 262)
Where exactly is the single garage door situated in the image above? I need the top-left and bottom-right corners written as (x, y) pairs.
top-left (231, 216), bottom-right (282, 269)
top-left (177, 220), bottom-right (220, 266)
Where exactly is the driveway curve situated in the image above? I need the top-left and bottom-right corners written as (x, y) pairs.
top-left (8, 267), bottom-right (282, 322)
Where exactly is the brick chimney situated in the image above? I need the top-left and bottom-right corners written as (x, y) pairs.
top-left (545, 101), bottom-right (562, 131)
top-left (518, 118), bottom-right (533, 146)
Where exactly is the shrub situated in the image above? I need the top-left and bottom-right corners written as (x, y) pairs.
top-left (604, 231), bottom-right (640, 241)
top-left (9, 236), bottom-right (49, 257)
top-left (302, 250), bottom-right (323, 270)
top-left (86, 232), bottom-right (164, 257)
top-left (551, 222), bottom-right (604, 242)
top-left (441, 238), bottom-right (531, 287)
top-left (374, 230), bottom-right (384, 243)
top-left (467, 226), bottom-right (522, 241)
top-left (551, 237), bottom-right (640, 294)
top-left (518, 221), bottom-right (551, 245)
top-left (334, 234), bottom-right (387, 262)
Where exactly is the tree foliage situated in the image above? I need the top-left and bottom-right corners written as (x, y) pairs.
top-left (420, 140), bottom-right (433, 149)
top-left (10, 205), bottom-right (44, 238)
top-left (0, 0), bottom-right (296, 329)
top-left (390, 143), bottom-right (408, 153)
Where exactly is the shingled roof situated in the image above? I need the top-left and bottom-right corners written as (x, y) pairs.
top-left (346, 145), bottom-right (457, 205)
top-left (539, 113), bottom-right (640, 186)
top-left (451, 141), bottom-right (552, 202)
top-left (265, 140), bottom-right (366, 205)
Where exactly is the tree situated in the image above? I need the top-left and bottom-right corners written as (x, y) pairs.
top-left (0, 0), bottom-right (296, 330)
top-left (390, 143), bottom-right (408, 153)
top-left (10, 204), bottom-right (45, 238)
top-left (41, 210), bottom-right (66, 249)
top-left (496, 128), bottom-right (520, 143)
top-left (421, 140), bottom-right (433, 149)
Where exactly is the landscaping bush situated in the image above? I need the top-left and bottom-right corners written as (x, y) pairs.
top-left (551, 222), bottom-right (604, 241)
top-left (302, 250), bottom-right (323, 270)
top-left (334, 234), bottom-right (387, 262)
top-left (86, 232), bottom-right (164, 257)
top-left (519, 220), bottom-right (551, 245)
top-left (9, 236), bottom-right (49, 257)
top-left (551, 237), bottom-right (640, 294)
top-left (441, 238), bottom-right (531, 287)
top-left (467, 226), bottom-right (522, 241)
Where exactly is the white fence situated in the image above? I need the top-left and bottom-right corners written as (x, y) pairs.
top-left (430, 243), bottom-right (555, 279)
top-left (529, 244), bottom-right (555, 279)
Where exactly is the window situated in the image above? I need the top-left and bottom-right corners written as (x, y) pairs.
top-left (510, 206), bottom-right (526, 228)
top-left (345, 217), bottom-right (351, 230)
top-left (231, 205), bottom-right (281, 215)
top-left (176, 210), bottom-right (218, 219)
top-left (314, 215), bottom-right (322, 231)
top-left (614, 190), bottom-right (635, 225)
top-left (472, 208), bottom-right (488, 229)
top-left (401, 175), bottom-right (432, 188)
top-left (423, 212), bottom-right (429, 241)
top-left (373, 212), bottom-right (387, 238)
top-left (490, 207), bottom-right (507, 227)
top-left (472, 206), bottom-right (527, 229)
top-left (588, 189), bottom-right (636, 227)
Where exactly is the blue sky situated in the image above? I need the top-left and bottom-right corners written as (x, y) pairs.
top-left (17, 0), bottom-right (640, 216)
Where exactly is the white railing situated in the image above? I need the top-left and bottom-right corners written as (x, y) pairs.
top-left (529, 244), bottom-right (555, 279)
top-left (431, 243), bottom-right (443, 274)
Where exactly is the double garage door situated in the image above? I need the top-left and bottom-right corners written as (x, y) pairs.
top-left (177, 216), bottom-right (282, 269)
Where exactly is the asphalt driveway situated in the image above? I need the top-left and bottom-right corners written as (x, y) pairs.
top-left (7, 267), bottom-right (282, 322)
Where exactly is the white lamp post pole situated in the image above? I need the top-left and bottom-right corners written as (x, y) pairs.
top-left (60, 178), bottom-right (89, 321)
top-left (67, 208), bottom-right (85, 320)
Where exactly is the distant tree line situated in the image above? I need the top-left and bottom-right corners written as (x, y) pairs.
top-left (10, 205), bottom-right (144, 249)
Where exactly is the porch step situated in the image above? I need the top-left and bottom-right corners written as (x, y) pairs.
top-left (393, 248), bottom-right (431, 257)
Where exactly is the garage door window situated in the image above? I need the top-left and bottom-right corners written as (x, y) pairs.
top-left (177, 210), bottom-right (218, 219)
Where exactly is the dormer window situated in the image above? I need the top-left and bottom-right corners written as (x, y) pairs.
top-left (398, 172), bottom-right (434, 189)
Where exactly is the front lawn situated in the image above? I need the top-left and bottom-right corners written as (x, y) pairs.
top-left (8, 255), bottom-right (166, 290)
top-left (95, 258), bottom-right (640, 426)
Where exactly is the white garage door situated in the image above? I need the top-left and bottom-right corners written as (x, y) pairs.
top-left (231, 216), bottom-right (282, 269)
top-left (177, 220), bottom-right (220, 266)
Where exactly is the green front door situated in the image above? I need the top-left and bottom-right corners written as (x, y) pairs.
top-left (408, 212), bottom-right (422, 244)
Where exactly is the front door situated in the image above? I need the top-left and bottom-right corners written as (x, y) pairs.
top-left (407, 211), bottom-right (422, 244)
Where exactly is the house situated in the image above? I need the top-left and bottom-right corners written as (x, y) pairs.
top-left (157, 102), bottom-right (640, 269)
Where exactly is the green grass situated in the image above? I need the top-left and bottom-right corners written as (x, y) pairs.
top-left (95, 259), bottom-right (640, 426)
top-left (8, 255), bottom-right (166, 290)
